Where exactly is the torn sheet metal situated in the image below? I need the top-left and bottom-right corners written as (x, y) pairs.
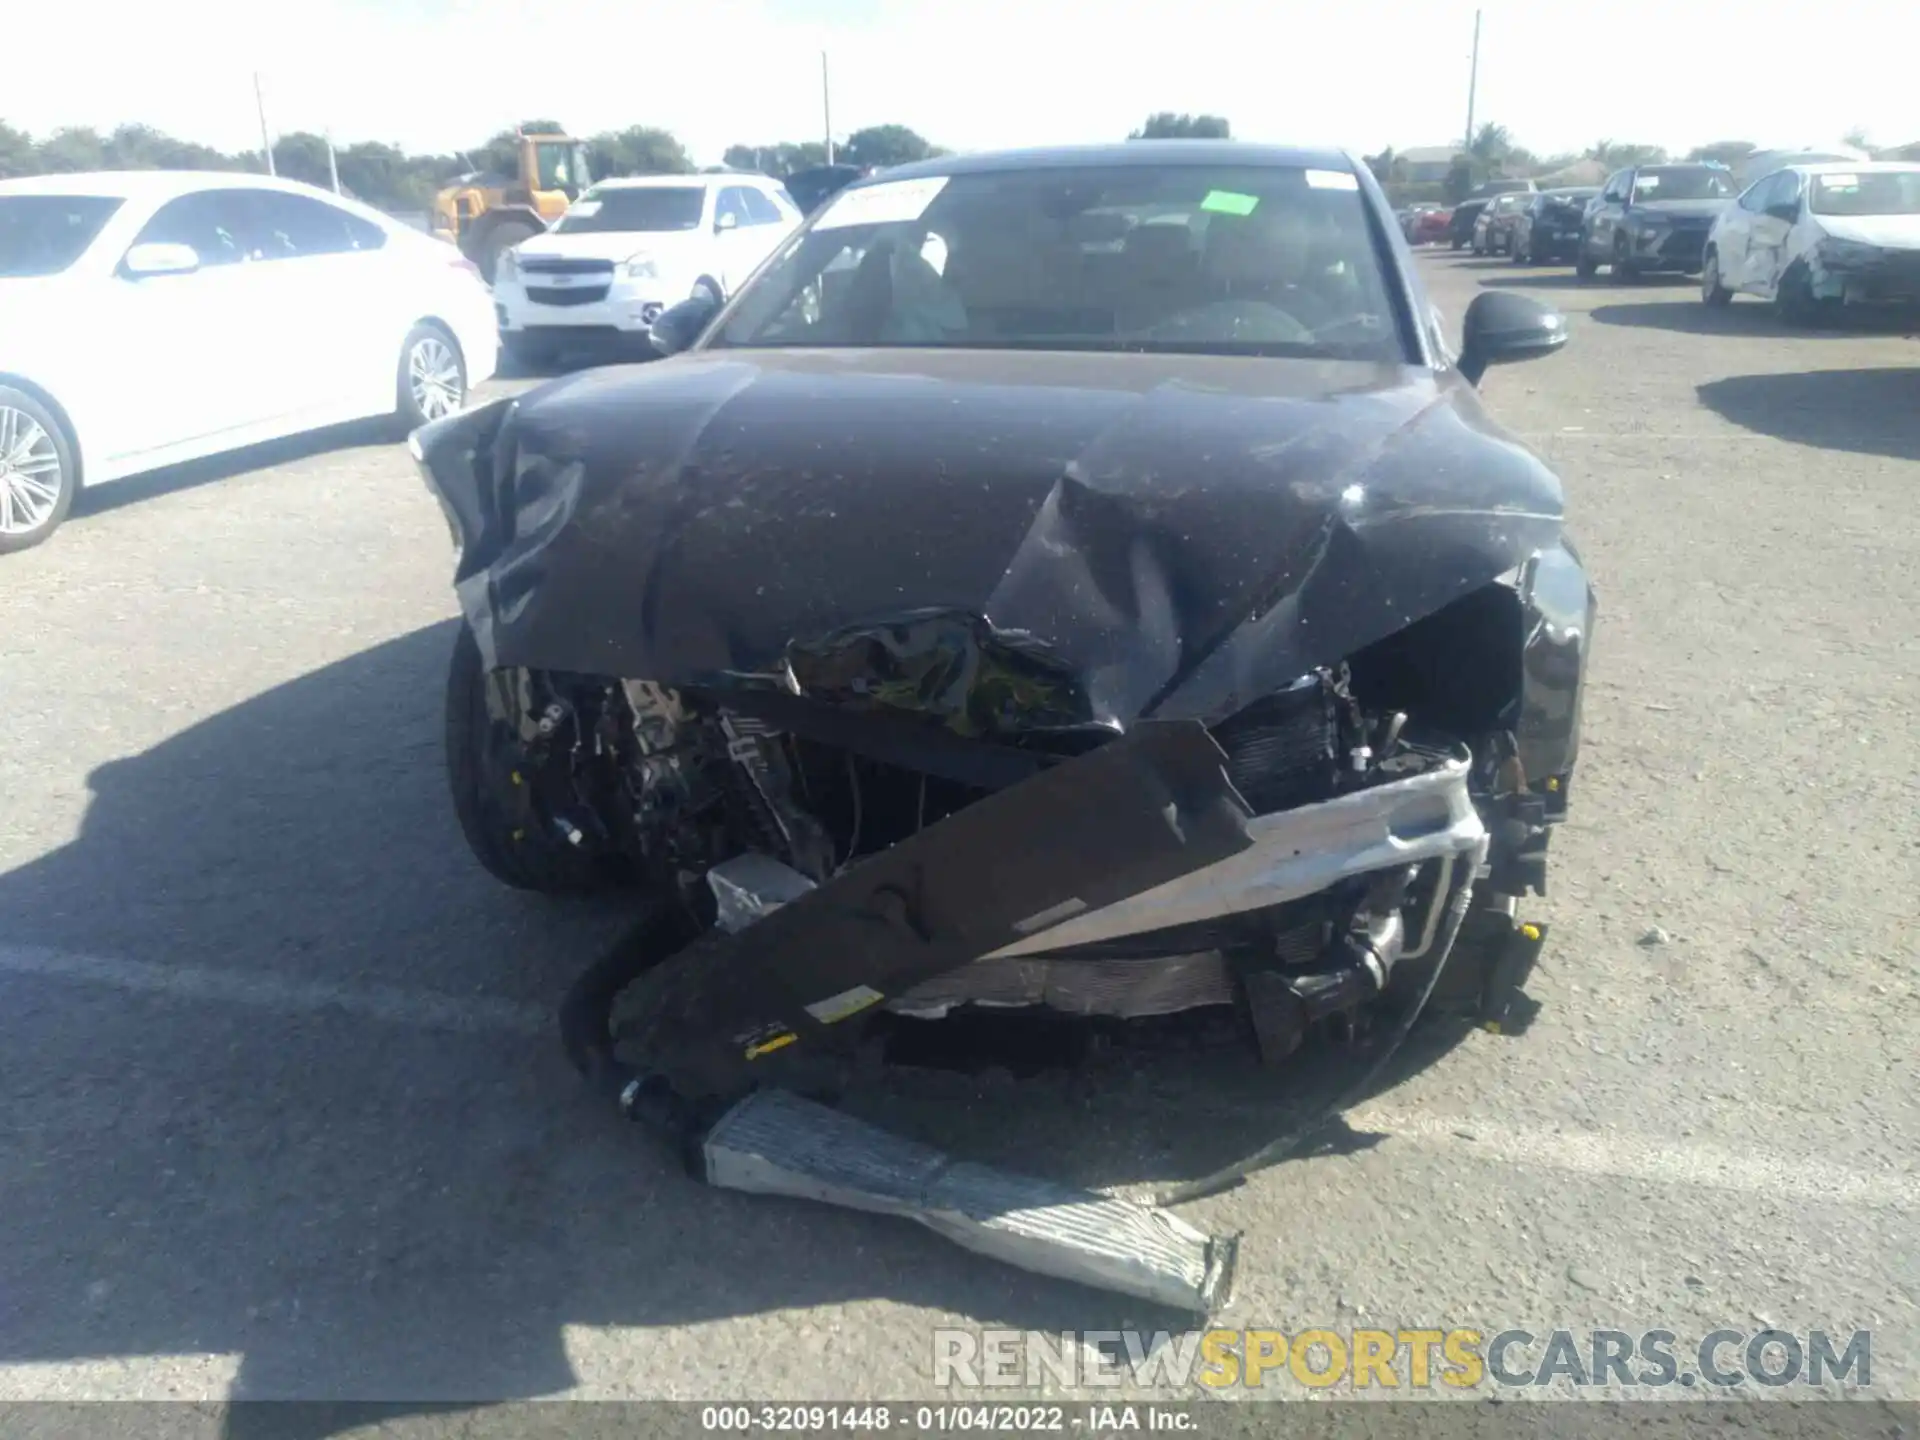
top-left (412, 348), bottom-right (1568, 728)
top-left (703, 1088), bottom-right (1238, 1314)
top-left (624, 719), bottom-right (1254, 1099)
top-left (988, 746), bottom-right (1483, 958)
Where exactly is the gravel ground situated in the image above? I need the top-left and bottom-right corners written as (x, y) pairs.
top-left (1, 255), bottom-right (1915, 1421)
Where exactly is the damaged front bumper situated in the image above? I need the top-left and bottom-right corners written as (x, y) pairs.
top-left (568, 727), bottom-right (1493, 1315)
top-left (1810, 242), bottom-right (1920, 307)
top-left (893, 746), bottom-right (1483, 1023)
top-left (989, 747), bottom-right (1480, 957)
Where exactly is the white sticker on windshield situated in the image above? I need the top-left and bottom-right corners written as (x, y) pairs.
top-left (1822, 174), bottom-right (1860, 189)
top-left (1306, 169), bottom-right (1360, 190)
top-left (567, 200), bottom-right (603, 217)
top-left (1636, 175), bottom-right (1660, 187)
top-left (814, 176), bottom-right (950, 230)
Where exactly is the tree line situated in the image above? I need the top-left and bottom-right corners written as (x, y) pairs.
top-left (0, 117), bottom-right (951, 213)
top-left (1367, 124), bottom-right (1920, 204)
top-left (0, 110), bottom-right (1238, 213)
top-left (20, 111), bottom-right (1894, 213)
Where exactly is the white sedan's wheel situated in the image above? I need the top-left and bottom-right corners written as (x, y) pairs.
top-left (397, 325), bottom-right (467, 430)
top-left (0, 388), bottom-right (76, 555)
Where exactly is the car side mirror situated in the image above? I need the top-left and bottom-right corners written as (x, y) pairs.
top-left (122, 242), bottom-right (201, 278)
top-left (715, 212), bottom-right (739, 233)
top-left (1458, 291), bottom-right (1568, 385)
top-left (648, 292), bottom-right (721, 357)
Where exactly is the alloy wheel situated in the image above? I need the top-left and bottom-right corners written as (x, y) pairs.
top-left (0, 404), bottom-right (65, 539)
top-left (408, 336), bottom-right (464, 421)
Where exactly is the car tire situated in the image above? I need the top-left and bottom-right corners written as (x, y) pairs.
top-left (477, 220), bottom-right (543, 287)
top-left (1451, 236), bottom-right (1465, 251)
top-left (0, 385), bottom-right (78, 555)
top-left (1700, 249), bottom-right (1733, 306)
top-left (396, 323), bottom-right (467, 433)
top-left (1774, 261), bottom-right (1821, 326)
top-left (444, 623), bottom-right (632, 896)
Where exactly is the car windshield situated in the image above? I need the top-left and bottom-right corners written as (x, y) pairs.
top-left (0, 194), bottom-right (124, 277)
top-left (1809, 170), bottom-right (1920, 216)
top-left (710, 163), bottom-right (1409, 362)
top-left (1631, 168), bottom-right (1735, 201)
top-left (552, 186), bottom-right (705, 234)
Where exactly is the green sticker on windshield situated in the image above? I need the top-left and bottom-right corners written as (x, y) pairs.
top-left (1201, 190), bottom-right (1259, 216)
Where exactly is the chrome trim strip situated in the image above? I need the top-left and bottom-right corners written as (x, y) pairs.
top-left (986, 749), bottom-right (1485, 958)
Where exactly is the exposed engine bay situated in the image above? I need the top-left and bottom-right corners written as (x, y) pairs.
top-left (476, 605), bottom-right (1550, 1099)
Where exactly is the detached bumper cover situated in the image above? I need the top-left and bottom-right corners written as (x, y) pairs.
top-left (703, 1088), bottom-right (1238, 1314)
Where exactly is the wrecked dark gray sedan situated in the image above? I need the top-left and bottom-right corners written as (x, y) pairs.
top-left (412, 142), bottom-right (1593, 1313)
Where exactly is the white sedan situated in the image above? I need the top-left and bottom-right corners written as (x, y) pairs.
top-left (493, 173), bottom-right (802, 365)
top-left (1702, 161), bottom-right (1920, 321)
top-left (0, 170), bottom-right (498, 552)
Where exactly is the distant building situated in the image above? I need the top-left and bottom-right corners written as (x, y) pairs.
top-left (1535, 157), bottom-right (1609, 187)
top-left (1396, 146), bottom-right (1459, 183)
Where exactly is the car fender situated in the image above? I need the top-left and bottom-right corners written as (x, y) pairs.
top-left (0, 368), bottom-right (91, 485)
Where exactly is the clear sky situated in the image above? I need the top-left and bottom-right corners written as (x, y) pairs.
top-left (9, 0), bottom-right (1914, 164)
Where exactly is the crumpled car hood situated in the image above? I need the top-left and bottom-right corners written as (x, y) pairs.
top-left (415, 347), bottom-right (1566, 728)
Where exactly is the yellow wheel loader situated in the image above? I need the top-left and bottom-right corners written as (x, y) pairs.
top-left (432, 132), bottom-right (593, 284)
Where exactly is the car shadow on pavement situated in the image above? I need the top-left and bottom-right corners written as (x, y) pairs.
top-left (1588, 301), bottom-right (1920, 338)
top-left (69, 419), bottom-right (401, 521)
top-left (0, 623), bottom-right (1476, 1433)
top-left (1473, 272), bottom-right (1692, 292)
top-left (1697, 369), bottom-right (1920, 460)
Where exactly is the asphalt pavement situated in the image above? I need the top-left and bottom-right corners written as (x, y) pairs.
top-left (2, 256), bottom-right (1916, 1419)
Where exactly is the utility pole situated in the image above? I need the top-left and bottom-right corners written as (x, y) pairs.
top-left (254, 72), bottom-right (276, 175)
top-left (1463, 8), bottom-right (1482, 154)
top-left (822, 51), bottom-right (834, 165)
top-left (325, 131), bottom-right (342, 194)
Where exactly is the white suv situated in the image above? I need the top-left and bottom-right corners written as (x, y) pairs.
top-left (493, 174), bottom-right (802, 364)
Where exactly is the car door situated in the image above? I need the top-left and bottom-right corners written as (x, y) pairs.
top-left (1586, 171), bottom-right (1630, 257)
top-left (1714, 176), bottom-right (1768, 288)
top-left (711, 186), bottom-right (761, 293)
top-left (97, 187), bottom-right (276, 461)
top-left (1741, 172), bottom-right (1803, 295)
top-left (737, 185), bottom-right (798, 277)
top-left (238, 189), bottom-right (398, 418)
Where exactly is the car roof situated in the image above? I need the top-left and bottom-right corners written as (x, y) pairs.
top-left (1786, 159), bottom-right (1920, 175)
top-left (0, 169), bottom-right (348, 201)
top-left (861, 141), bottom-right (1359, 184)
top-left (590, 173), bottom-right (774, 190)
